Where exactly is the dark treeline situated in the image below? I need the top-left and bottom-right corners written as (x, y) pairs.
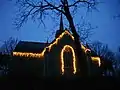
top-left (0, 38), bottom-right (120, 78)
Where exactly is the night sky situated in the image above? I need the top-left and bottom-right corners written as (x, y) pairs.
top-left (0, 0), bottom-right (120, 53)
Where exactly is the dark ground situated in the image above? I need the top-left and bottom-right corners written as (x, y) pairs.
top-left (0, 74), bottom-right (119, 90)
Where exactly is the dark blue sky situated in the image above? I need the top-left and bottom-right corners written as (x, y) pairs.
top-left (0, 0), bottom-right (120, 52)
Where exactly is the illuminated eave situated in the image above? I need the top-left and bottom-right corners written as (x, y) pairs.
top-left (13, 30), bottom-right (91, 60)
top-left (13, 51), bottom-right (45, 59)
top-left (13, 30), bottom-right (74, 58)
top-left (91, 57), bottom-right (101, 67)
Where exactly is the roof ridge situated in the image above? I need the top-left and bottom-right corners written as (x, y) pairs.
top-left (19, 41), bottom-right (49, 44)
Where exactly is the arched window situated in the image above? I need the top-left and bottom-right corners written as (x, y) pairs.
top-left (61, 45), bottom-right (77, 75)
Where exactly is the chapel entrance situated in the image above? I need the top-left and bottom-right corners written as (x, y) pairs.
top-left (64, 50), bottom-right (73, 76)
top-left (61, 45), bottom-right (77, 77)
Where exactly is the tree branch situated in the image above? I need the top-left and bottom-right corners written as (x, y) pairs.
top-left (68, 0), bottom-right (99, 10)
top-left (44, 0), bottom-right (65, 14)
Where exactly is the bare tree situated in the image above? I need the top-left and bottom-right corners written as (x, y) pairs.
top-left (89, 41), bottom-right (117, 76)
top-left (76, 19), bottom-right (97, 44)
top-left (0, 37), bottom-right (18, 76)
top-left (115, 46), bottom-right (120, 62)
top-left (46, 16), bottom-right (96, 44)
top-left (14, 0), bottom-right (100, 76)
top-left (0, 37), bottom-right (18, 55)
top-left (115, 46), bottom-right (120, 74)
top-left (89, 41), bottom-right (114, 60)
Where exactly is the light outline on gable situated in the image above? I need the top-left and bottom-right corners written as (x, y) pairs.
top-left (13, 30), bottom-right (74, 58)
top-left (13, 30), bottom-right (90, 58)
top-left (12, 30), bottom-right (101, 75)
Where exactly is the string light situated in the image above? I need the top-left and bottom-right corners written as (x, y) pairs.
top-left (61, 45), bottom-right (77, 75)
top-left (13, 30), bottom-right (90, 58)
top-left (13, 30), bottom-right (74, 58)
top-left (46, 30), bottom-right (74, 52)
top-left (13, 30), bottom-right (101, 73)
top-left (13, 51), bottom-right (45, 59)
top-left (85, 48), bottom-right (91, 53)
top-left (91, 57), bottom-right (101, 67)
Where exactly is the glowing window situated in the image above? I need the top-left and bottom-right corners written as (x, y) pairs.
top-left (61, 45), bottom-right (77, 75)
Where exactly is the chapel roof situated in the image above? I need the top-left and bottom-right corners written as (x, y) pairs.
top-left (13, 41), bottom-right (49, 53)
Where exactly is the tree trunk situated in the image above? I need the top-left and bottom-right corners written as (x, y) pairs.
top-left (63, 0), bottom-right (88, 76)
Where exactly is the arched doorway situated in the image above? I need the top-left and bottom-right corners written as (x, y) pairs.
top-left (61, 45), bottom-right (77, 75)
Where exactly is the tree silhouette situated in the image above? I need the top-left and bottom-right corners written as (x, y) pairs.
top-left (14, 0), bottom-right (100, 76)
top-left (0, 37), bottom-right (18, 76)
top-left (89, 41), bottom-right (117, 76)
top-left (114, 46), bottom-right (120, 76)
top-left (0, 37), bottom-right (18, 55)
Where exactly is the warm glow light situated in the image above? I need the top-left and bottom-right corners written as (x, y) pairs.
top-left (81, 44), bottom-right (86, 51)
top-left (46, 30), bottom-right (74, 52)
top-left (91, 57), bottom-right (101, 67)
top-left (13, 30), bottom-right (101, 75)
top-left (81, 44), bottom-right (91, 54)
top-left (61, 45), bottom-right (77, 75)
top-left (85, 48), bottom-right (91, 53)
top-left (13, 30), bottom-right (90, 59)
top-left (13, 51), bottom-right (45, 59)
top-left (13, 30), bottom-right (75, 58)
